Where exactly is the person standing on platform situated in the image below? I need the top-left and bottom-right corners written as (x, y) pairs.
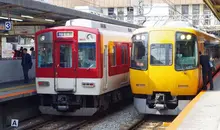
top-left (21, 48), bottom-right (32, 83)
top-left (30, 47), bottom-right (35, 59)
top-left (199, 51), bottom-right (214, 90)
top-left (18, 47), bottom-right (23, 57)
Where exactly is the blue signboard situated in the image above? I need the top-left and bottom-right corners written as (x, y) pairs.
top-left (5, 21), bottom-right (12, 30)
top-left (0, 20), bottom-right (12, 32)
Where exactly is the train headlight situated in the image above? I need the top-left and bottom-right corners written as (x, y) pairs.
top-left (177, 32), bottom-right (193, 41)
top-left (180, 34), bottom-right (185, 40)
top-left (136, 35), bottom-right (141, 40)
top-left (40, 35), bottom-right (45, 41)
top-left (141, 35), bottom-right (145, 40)
top-left (186, 34), bottom-right (192, 40)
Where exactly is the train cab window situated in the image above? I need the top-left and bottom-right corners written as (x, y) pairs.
top-left (131, 33), bottom-right (148, 70)
top-left (175, 32), bottom-right (198, 70)
top-left (78, 43), bottom-right (96, 68)
top-left (37, 36), bottom-right (53, 68)
top-left (78, 32), bottom-right (96, 68)
top-left (131, 42), bottom-right (148, 70)
top-left (150, 44), bottom-right (172, 66)
top-left (60, 44), bottom-right (72, 68)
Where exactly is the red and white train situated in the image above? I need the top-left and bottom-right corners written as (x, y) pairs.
top-left (35, 19), bottom-right (135, 116)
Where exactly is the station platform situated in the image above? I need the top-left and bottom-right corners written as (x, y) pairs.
top-left (0, 80), bottom-right (36, 102)
top-left (167, 71), bottom-right (220, 130)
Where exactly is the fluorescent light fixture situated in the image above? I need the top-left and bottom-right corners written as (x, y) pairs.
top-left (0, 16), bottom-right (8, 20)
top-left (45, 19), bottom-right (55, 22)
top-left (0, 16), bottom-right (23, 21)
top-left (11, 18), bottom-right (23, 22)
top-left (21, 15), bottom-right (34, 19)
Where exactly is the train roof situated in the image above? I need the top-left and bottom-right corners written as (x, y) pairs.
top-left (36, 19), bottom-right (135, 35)
top-left (133, 21), bottom-right (219, 39)
top-left (132, 21), bottom-right (220, 46)
top-left (66, 19), bottom-right (135, 33)
top-left (133, 23), bottom-right (220, 42)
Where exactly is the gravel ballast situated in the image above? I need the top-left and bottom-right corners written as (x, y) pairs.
top-left (82, 104), bottom-right (140, 130)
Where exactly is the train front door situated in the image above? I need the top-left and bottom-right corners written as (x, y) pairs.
top-left (54, 42), bottom-right (77, 92)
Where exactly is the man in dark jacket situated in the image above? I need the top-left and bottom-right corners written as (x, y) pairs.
top-left (199, 51), bottom-right (213, 90)
top-left (21, 48), bottom-right (32, 83)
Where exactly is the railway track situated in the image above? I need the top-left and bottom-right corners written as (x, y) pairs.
top-left (120, 115), bottom-right (175, 130)
top-left (8, 99), bottom-right (133, 130)
top-left (8, 115), bottom-right (89, 130)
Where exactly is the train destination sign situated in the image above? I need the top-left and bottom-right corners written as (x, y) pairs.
top-left (57, 31), bottom-right (74, 38)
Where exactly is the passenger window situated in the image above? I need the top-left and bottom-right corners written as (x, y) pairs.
top-left (60, 44), bottom-right (72, 68)
top-left (121, 46), bottom-right (125, 64)
top-left (125, 45), bottom-right (128, 64)
top-left (150, 44), bottom-right (172, 66)
top-left (110, 45), bottom-right (116, 66)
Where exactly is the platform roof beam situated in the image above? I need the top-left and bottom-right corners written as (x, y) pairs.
top-left (0, 0), bottom-right (142, 28)
top-left (203, 0), bottom-right (220, 21)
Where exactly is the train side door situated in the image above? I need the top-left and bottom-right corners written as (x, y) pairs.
top-left (54, 42), bottom-right (77, 92)
top-left (148, 30), bottom-right (175, 92)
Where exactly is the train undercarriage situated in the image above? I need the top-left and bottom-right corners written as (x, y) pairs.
top-left (39, 86), bottom-right (132, 116)
top-left (134, 92), bottom-right (195, 115)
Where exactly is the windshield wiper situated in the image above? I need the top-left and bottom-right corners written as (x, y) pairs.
top-left (87, 64), bottom-right (93, 71)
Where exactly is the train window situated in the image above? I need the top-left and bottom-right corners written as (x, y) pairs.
top-left (37, 32), bottom-right (53, 68)
top-left (175, 32), bottom-right (198, 70)
top-left (131, 41), bottom-right (148, 70)
top-left (59, 44), bottom-right (72, 68)
top-left (38, 43), bottom-right (53, 68)
top-left (150, 44), bottom-right (172, 66)
top-left (110, 46), bottom-right (116, 66)
top-left (121, 46), bottom-right (125, 64)
top-left (78, 42), bottom-right (96, 68)
top-left (125, 45), bottom-right (128, 64)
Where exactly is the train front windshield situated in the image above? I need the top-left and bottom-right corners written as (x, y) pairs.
top-left (78, 42), bottom-right (96, 68)
top-left (38, 42), bottom-right (53, 68)
top-left (175, 32), bottom-right (198, 71)
top-left (131, 33), bottom-right (148, 70)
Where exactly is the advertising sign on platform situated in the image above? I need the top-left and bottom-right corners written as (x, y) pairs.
top-left (14, 26), bottom-right (45, 35)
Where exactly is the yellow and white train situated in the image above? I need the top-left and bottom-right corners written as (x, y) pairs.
top-left (130, 22), bottom-right (220, 115)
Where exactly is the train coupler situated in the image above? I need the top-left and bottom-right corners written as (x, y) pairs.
top-left (154, 103), bottom-right (166, 110)
top-left (53, 95), bottom-right (81, 112)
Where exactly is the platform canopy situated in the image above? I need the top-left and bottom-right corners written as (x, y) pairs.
top-left (204, 0), bottom-right (220, 21)
top-left (0, 0), bottom-right (142, 28)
